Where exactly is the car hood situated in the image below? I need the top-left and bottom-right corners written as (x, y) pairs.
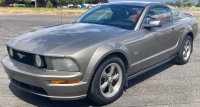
top-left (6, 23), bottom-right (126, 56)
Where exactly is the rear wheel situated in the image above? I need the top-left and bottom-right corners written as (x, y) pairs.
top-left (175, 36), bottom-right (192, 64)
top-left (88, 56), bottom-right (126, 105)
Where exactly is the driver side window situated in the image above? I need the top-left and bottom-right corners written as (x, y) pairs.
top-left (144, 7), bottom-right (172, 24)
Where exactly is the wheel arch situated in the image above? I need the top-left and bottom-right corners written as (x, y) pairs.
top-left (84, 42), bottom-right (131, 92)
top-left (178, 25), bottom-right (194, 53)
top-left (183, 31), bottom-right (194, 53)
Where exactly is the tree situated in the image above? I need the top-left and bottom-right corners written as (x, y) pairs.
top-left (50, 0), bottom-right (57, 7)
top-left (175, 0), bottom-right (181, 7)
top-left (91, 0), bottom-right (108, 4)
top-left (99, 0), bottom-right (108, 3)
top-left (196, 0), bottom-right (200, 7)
top-left (5, 0), bottom-right (20, 6)
top-left (57, 0), bottom-right (69, 7)
top-left (46, 0), bottom-right (52, 8)
top-left (36, 0), bottom-right (45, 7)
top-left (183, 0), bottom-right (190, 4)
top-left (71, 0), bottom-right (82, 8)
top-left (165, 2), bottom-right (175, 6)
top-left (91, 0), bottom-right (98, 4)
top-left (22, 0), bottom-right (32, 7)
top-left (191, 2), bottom-right (195, 6)
top-left (0, 0), bottom-right (5, 4)
top-left (184, 1), bottom-right (191, 7)
top-left (85, 0), bottom-right (92, 4)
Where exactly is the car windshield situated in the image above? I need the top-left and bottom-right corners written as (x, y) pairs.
top-left (73, 5), bottom-right (144, 30)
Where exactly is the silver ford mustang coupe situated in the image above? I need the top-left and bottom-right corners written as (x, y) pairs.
top-left (1, 1), bottom-right (198, 104)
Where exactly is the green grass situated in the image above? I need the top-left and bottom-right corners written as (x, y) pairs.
top-left (0, 7), bottom-right (88, 15)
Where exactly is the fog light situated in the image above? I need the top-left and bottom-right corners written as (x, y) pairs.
top-left (51, 79), bottom-right (81, 84)
top-left (9, 47), bottom-right (14, 57)
top-left (34, 55), bottom-right (44, 68)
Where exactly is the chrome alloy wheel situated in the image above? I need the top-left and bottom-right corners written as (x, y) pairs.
top-left (183, 39), bottom-right (191, 61)
top-left (99, 63), bottom-right (123, 98)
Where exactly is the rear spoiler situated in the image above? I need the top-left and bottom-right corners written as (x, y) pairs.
top-left (183, 13), bottom-right (194, 17)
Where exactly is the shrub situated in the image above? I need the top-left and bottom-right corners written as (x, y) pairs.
top-left (46, 0), bottom-right (52, 8)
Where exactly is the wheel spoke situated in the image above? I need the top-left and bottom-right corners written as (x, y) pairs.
top-left (183, 51), bottom-right (186, 57)
top-left (108, 83), bottom-right (114, 93)
top-left (112, 74), bottom-right (119, 81)
top-left (109, 65), bottom-right (115, 76)
top-left (102, 70), bottom-right (108, 78)
top-left (186, 46), bottom-right (190, 52)
top-left (101, 82), bottom-right (108, 92)
top-left (186, 40), bottom-right (189, 46)
top-left (184, 46), bottom-right (187, 51)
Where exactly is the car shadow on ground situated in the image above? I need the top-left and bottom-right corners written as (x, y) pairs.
top-left (9, 60), bottom-right (175, 107)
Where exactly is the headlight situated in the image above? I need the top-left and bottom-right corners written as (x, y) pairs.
top-left (9, 47), bottom-right (14, 57)
top-left (51, 57), bottom-right (79, 71)
top-left (34, 55), bottom-right (44, 68)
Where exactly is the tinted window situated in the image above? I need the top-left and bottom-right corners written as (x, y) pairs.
top-left (144, 7), bottom-right (172, 24)
top-left (173, 9), bottom-right (184, 21)
top-left (74, 5), bottom-right (144, 30)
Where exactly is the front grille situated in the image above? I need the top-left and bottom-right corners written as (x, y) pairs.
top-left (7, 47), bottom-right (47, 68)
top-left (10, 77), bottom-right (48, 95)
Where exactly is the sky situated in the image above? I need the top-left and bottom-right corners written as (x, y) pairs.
top-left (108, 0), bottom-right (198, 3)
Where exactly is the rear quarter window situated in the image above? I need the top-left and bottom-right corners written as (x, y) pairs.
top-left (173, 9), bottom-right (185, 21)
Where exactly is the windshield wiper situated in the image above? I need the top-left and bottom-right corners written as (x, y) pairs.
top-left (72, 22), bottom-right (79, 24)
top-left (87, 22), bottom-right (102, 25)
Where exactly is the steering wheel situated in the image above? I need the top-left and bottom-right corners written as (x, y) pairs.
top-left (123, 19), bottom-right (135, 23)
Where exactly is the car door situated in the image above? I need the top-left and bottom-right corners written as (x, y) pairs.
top-left (140, 6), bottom-right (179, 69)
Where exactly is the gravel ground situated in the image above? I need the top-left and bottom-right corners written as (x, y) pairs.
top-left (0, 14), bottom-right (200, 107)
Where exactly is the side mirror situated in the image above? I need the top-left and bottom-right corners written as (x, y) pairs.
top-left (143, 19), bottom-right (163, 28)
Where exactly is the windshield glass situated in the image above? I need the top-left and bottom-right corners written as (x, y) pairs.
top-left (73, 5), bottom-right (144, 30)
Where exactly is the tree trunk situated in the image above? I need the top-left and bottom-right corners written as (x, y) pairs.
top-left (35, 0), bottom-right (37, 8)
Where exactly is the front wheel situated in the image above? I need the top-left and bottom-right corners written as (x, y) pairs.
top-left (87, 56), bottom-right (126, 105)
top-left (175, 36), bottom-right (192, 64)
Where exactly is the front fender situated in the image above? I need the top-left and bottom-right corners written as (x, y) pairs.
top-left (83, 42), bottom-right (131, 86)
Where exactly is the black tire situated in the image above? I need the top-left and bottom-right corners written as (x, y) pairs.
top-left (87, 55), bottom-right (126, 105)
top-left (175, 36), bottom-right (193, 64)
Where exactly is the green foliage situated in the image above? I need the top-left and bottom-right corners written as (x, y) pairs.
top-left (196, 0), bottom-right (200, 7)
top-left (165, 1), bottom-right (175, 6)
top-left (190, 2), bottom-right (195, 6)
top-left (85, 0), bottom-right (92, 4)
top-left (46, 0), bottom-right (52, 8)
top-left (0, 0), bottom-right (5, 4)
top-left (196, 3), bottom-right (200, 7)
top-left (183, 1), bottom-right (192, 7)
top-left (175, 0), bottom-right (181, 7)
top-left (183, 0), bottom-right (190, 4)
top-left (57, 0), bottom-right (82, 8)
top-left (10, 3), bottom-right (25, 7)
top-left (57, 0), bottom-right (69, 5)
top-left (22, 0), bottom-right (32, 6)
top-left (71, 0), bottom-right (82, 5)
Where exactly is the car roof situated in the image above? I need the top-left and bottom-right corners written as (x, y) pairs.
top-left (102, 1), bottom-right (167, 7)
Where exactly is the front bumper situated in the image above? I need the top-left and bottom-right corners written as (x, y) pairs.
top-left (1, 55), bottom-right (88, 100)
